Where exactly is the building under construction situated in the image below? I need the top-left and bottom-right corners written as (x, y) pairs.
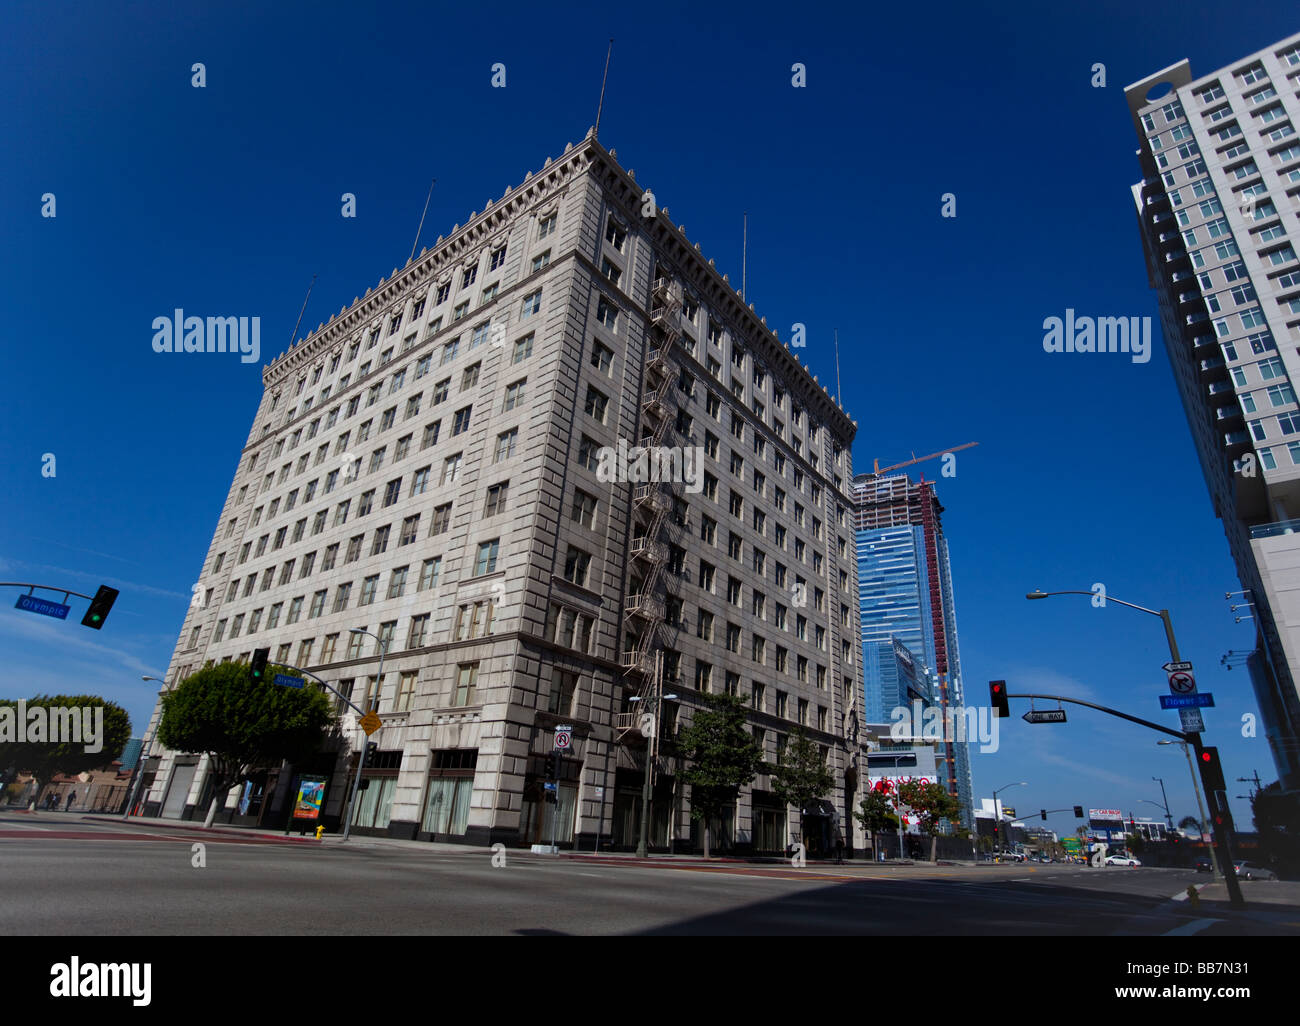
top-left (853, 469), bottom-right (975, 829)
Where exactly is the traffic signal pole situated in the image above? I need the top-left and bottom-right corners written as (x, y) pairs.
top-left (994, 686), bottom-right (1244, 907)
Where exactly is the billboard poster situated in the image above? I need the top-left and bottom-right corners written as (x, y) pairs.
top-left (293, 775), bottom-right (328, 820)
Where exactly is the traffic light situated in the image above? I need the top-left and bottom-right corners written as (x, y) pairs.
top-left (1041, 809), bottom-right (1047, 822)
top-left (250, 647), bottom-right (270, 683)
top-left (80, 585), bottom-right (119, 630)
top-left (1073, 805), bottom-right (1084, 819)
top-left (365, 741), bottom-right (379, 762)
top-left (1199, 747), bottom-right (1226, 792)
top-left (989, 680), bottom-right (1009, 718)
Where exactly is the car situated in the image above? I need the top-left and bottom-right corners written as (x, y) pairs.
top-left (1105, 854), bottom-right (1142, 867)
top-left (1194, 858), bottom-right (1212, 873)
top-left (1233, 860), bottom-right (1277, 881)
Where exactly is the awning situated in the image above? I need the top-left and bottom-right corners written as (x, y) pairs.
top-left (800, 799), bottom-right (837, 819)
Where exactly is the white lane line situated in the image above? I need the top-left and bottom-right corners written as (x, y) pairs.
top-left (1162, 918), bottom-right (1223, 936)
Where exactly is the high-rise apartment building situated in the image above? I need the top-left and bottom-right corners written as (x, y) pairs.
top-left (1126, 32), bottom-right (1300, 789)
top-left (852, 472), bottom-right (973, 827)
top-left (139, 130), bottom-right (866, 853)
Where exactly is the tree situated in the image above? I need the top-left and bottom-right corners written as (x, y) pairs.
top-left (157, 661), bottom-right (334, 828)
top-left (677, 691), bottom-right (763, 858)
top-left (855, 783), bottom-right (899, 858)
top-left (899, 779), bottom-right (961, 863)
top-left (1178, 815), bottom-right (1201, 833)
top-left (0, 695), bottom-right (130, 810)
top-left (770, 729), bottom-right (835, 852)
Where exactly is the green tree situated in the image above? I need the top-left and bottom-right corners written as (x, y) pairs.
top-left (157, 661), bottom-right (334, 828)
top-left (770, 729), bottom-right (834, 852)
top-left (899, 779), bottom-right (961, 863)
top-left (677, 691), bottom-right (763, 858)
top-left (1178, 815), bottom-right (1201, 833)
top-left (0, 695), bottom-right (130, 810)
top-left (856, 783), bottom-right (899, 858)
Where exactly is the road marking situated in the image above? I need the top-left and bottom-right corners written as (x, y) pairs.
top-left (1162, 918), bottom-right (1223, 936)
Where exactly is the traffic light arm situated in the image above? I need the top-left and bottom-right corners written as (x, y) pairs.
top-left (0, 581), bottom-right (97, 601)
top-left (277, 663), bottom-right (366, 717)
top-left (1005, 692), bottom-right (1189, 741)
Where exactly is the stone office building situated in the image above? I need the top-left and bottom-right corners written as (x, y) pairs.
top-left (141, 129), bottom-right (866, 853)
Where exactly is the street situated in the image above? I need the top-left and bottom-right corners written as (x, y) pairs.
top-left (3, 813), bottom-right (1295, 936)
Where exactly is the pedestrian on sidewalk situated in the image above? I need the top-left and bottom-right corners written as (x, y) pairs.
top-left (65, 790), bottom-right (75, 811)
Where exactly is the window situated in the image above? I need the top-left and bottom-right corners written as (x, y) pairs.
top-left (495, 429), bottom-right (518, 463)
top-left (431, 503), bottom-right (452, 535)
top-left (461, 363), bottom-right (480, 390)
top-left (358, 490), bottom-right (374, 516)
top-left (441, 454), bottom-right (463, 484)
top-left (505, 379), bottom-right (527, 410)
top-left (383, 478), bottom-right (401, 507)
top-left (394, 671), bottom-right (417, 712)
top-left (360, 575), bottom-right (379, 607)
top-left (513, 334), bottom-right (534, 363)
top-left (595, 297), bottom-right (617, 330)
top-left (605, 217), bottom-right (626, 250)
top-left (370, 525), bottom-right (391, 555)
top-left (590, 341), bottom-right (613, 374)
top-left (452, 406), bottom-right (472, 435)
top-left (474, 539), bottom-right (500, 576)
top-left (408, 614), bottom-right (430, 649)
top-left (537, 213), bottom-right (557, 238)
top-left (585, 386), bottom-right (608, 423)
top-left (520, 291), bottom-right (542, 319)
top-left (485, 481), bottom-right (509, 516)
top-left (388, 566), bottom-right (409, 599)
top-left (419, 557), bottom-right (442, 591)
top-left (454, 663), bottom-right (479, 705)
top-left (563, 546), bottom-right (591, 587)
top-left (571, 489), bottom-right (597, 528)
top-left (421, 420), bottom-right (441, 449)
top-left (454, 600), bottom-right (495, 641)
top-left (531, 251), bottom-right (550, 272)
top-left (600, 257), bottom-right (622, 286)
top-left (332, 583), bottom-right (352, 613)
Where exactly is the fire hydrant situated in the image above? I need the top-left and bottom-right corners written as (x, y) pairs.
top-left (1186, 884), bottom-right (1200, 908)
top-left (315, 825), bottom-right (325, 840)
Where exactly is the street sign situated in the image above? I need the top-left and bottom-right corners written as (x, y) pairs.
top-left (543, 781), bottom-right (557, 792)
top-left (1179, 707), bottom-right (1205, 734)
top-left (359, 711), bottom-right (382, 736)
top-left (1162, 661), bottom-right (1193, 673)
top-left (1167, 670), bottom-right (1197, 694)
top-left (14, 594), bottom-right (70, 620)
top-left (1023, 709), bottom-right (1067, 723)
top-left (1160, 693), bottom-right (1214, 709)
top-left (273, 673), bottom-right (305, 689)
top-left (554, 727), bottom-right (572, 750)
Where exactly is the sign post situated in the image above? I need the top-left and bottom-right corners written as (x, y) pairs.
top-left (549, 726), bottom-right (573, 852)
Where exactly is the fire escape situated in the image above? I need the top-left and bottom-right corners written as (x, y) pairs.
top-left (617, 277), bottom-right (685, 742)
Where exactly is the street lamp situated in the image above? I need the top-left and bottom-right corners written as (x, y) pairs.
top-left (992, 781), bottom-right (1028, 854)
top-left (343, 627), bottom-right (387, 842)
top-left (1158, 739), bottom-right (1220, 880)
top-left (1151, 775), bottom-right (1174, 830)
top-left (121, 676), bottom-right (169, 821)
top-left (630, 682), bottom-right (678, 859)
top-left (1026, 589), bottom-right (1181, 662)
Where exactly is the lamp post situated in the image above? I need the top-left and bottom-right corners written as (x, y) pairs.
top-left (122, 676), bottom-right (168, 820)
top-left (1158, 739), bottom-right (1220, 880)
top-left (1025, 589), bottom-right (1181, 663)
top-left (1151, 775), bottom-right (1174, 831)
top-left (344, 628), bottom-right (387, 842)
top-left (992, 781), bottom-right (1027, 855)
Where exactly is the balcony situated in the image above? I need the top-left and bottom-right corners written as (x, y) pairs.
top-left (1251, 518), bottom-right (1300, 539)
top-left (1198, 357), bottom-right (1228, 385)
top-left (1224, 429), bottom-right (1251, 451)
top-left (1208, 380), bottom-right (1236, 397)
top-left (1215, 404), bottom-right (1244, 425)
top-left (626, 592), bottom-right (664, 623)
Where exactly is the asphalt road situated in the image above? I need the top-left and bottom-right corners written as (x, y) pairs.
top-left (2, 814), bottom-right (1294, 935)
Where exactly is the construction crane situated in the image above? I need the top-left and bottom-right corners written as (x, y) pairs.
top-left (872, 442), bottom-right (979, 476)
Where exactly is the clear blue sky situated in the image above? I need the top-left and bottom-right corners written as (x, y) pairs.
top-left (3, 0), bottom-right (1295, 829)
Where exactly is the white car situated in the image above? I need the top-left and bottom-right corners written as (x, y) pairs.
top-left (1105, 854), bottom-right (1142, 867)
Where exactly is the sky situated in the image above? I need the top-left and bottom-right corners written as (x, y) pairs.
top-left (2, 0), bottom-right (1297, 830)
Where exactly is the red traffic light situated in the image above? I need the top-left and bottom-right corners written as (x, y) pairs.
top-left (989, 680), bottom-right (1009, 717)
